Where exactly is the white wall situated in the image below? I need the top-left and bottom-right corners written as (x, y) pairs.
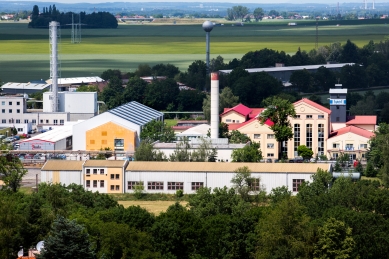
top-left (44, 92), bottom-right (97, 114)
top-left (41, 170), bottom-right (82, 186)
top-left (125, 171), bottom-right (314, 194)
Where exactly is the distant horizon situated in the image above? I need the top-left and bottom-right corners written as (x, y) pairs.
top-left (4, 0), bottom-right (388, 4)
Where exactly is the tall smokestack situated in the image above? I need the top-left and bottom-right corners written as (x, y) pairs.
top-left (211, 72), bottom-right (219, 139)
top-left (49, 21), bottom-right (59, 112)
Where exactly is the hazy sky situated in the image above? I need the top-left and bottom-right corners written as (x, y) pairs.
top-left (6, 0), bottom-right (387, 4)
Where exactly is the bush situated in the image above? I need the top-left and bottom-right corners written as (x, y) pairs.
top-left (175, 189), bottom-right (184, 198)
top-left (365, 161), bottom-right (377, 177)
top-left (134, 183), bottom-right (145, 199)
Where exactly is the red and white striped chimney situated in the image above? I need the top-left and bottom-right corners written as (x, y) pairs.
top-left (211, 72), bottom-right (219, 139)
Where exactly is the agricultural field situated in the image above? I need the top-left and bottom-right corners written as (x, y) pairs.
top-left (1, 20), bottom-right (389, 83)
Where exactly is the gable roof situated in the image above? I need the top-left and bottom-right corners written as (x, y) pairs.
top-left (41, 160), bottom-right (84, 171)
top-left (228, 117), bottom-right (274, 130)
top-left (346, 116), bottom-right (377, 125)
top-left (329, 125), bottom-right (375, 139)
top-left (294, 98), bottom-right (331, 114)
top-left (220, 103), bottom-right (252, 117)
top-left (107, 101), bottom-right (164, 126)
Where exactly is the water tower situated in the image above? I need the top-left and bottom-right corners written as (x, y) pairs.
top-left (202, 21), bottom-right (214, 75)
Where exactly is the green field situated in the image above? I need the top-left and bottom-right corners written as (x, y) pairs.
top-left (1, 20), bottom-right (389, 82)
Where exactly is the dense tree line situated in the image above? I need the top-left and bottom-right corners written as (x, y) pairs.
top-left (2, 169), bottom-right (389, 258)
top-left (28, 5), bottom-right (118, 28)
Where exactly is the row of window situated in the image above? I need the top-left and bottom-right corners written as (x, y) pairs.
top-left (1, 101), bottom-right (20, 106)
top-left (296, 115), bottom-right (325, 119)
top-left (128, 181), bottom-right (205, 191)
top-left (0, 119), bottom-right (64, 125)
top-left (85, 180), bottom-right (121, 190)
top-left (332, 143), bottom-right (368, 149)
top-left (86, 168), bottom-right (105, 175)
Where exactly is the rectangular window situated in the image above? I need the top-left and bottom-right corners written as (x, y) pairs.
top-left (17, 101), bottom-right (20, 105)
top-left (267, 153), bottom-right (274, 157)
top-left (102, 140), bottom-right (107, 145)
top-left (306, 115), bottom-right (312, 119)
top-left (53, 119), bottom-right (58, 125)
top-left (318, 124), bottom-right (324, 155)
top-left (86, 180), bottom-right (90, 188)
top-left (294, 124), bottom-right (300, 154)
top-left (32, 119), bottom-right (36, 125)
top-left (1, 109), bottom-right (4, 113)
top-left (60, 120), bottom-right (64, 125)
top-left (24, 119), bottom-right (28, 123)
top-left (115, 185), bottom-right (120, 191)
top-left (191, 182), bottom-right (203, 191)
top-left (254, 134), bottom-right (261, 139)
top-left (40, 119), bottom-right (43, 124)
top-left (226, 119), bottom-right (231, 122)
top-left (9, 119), bottom-right (13, 123)
top-left (1, 119), bottom-right (5, 123)
top-left (267, 143), bottom-right (274, 149)
top-left (9, 109), bottom-right (12, 113)
top-left (9, 101), bottom-right (12, 105)
top-left (168, 182), bottom-right (184, 190)
top-left (110, 174), bottom-right (114, 179)
top-left (336, 117), bottom-right (340, 122)
top-left (1, 101), bottom-right (4, 105)
top-left (17, 128), bottom-right (23, 132)
top-left (110, 185), bottom-right (114, 190)
top-left (333, 143), bottom-right (340, 148)
top-left (93, 169), bottom-right (97, 174)
top-left (86, 169), bottom-right (90, 175)
top-left (115, 174), bottom-right (120, 179)
top-left (345, 144), bottom-right (354, 151)
top-left (100, 180), bottom-right (105, 188)
top-left (267, 134), bottom-right (275, 139)
top-left (100, 169), bottom-right (105, 175)
top-left (318, 115), bottom-right (324, 119)
top-left (93, 180), bottom-right (97, 188)
top-left (102, 131), bottom-right (107, 136)
top-left (128, 181), bottom-right (143, 190)
top-left (306, 124), bottom-right (312, 149)
top-left (16, 119), bottom-right (20, 123)
top-left (16, 109), bottom-right (20, 113)
top-left (114, 139), bottom-right (124, 147)
top-left (148, 181), bottom-right (164, 190)
top-left (295, 115), bottom-right (300, 118)
top-left (251, 178), bottom-right (261, 191)
top-left (293, 179), bottom-right (304, 192)
top-left (360, 144), bottom-right (368, 149)
top-left (333, 153), bottom-right (339, 159)
top-left (90, 140), bottom-right (95, 144)
top-left (46, 120), bottom-right (49, 124)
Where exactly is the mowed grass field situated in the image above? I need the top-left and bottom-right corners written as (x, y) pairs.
top-left (1, 20), bottom-right (389, 82)
top-left (118, 200), bottom-right (188, 215)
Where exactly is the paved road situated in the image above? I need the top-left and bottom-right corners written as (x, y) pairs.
top-left (22, 168), bottom-right (41, 188)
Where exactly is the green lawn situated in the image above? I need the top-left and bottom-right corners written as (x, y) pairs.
top-left (1, 21), bottom-right (389, 82)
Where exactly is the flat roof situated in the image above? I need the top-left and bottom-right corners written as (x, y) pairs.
top-left (21, 125), bottom-right (73, 143)
top-left (219, 63), bottom-right (355, 74)
top-left (329, 89), bottom-right (348, 94)
top-left (1, 82), bottom-right (51, 90)
top-left (126, 161), bottom-right (331, 173)
top-left (46, 76), bottom-right (104, 85)
top-left (41, 160), bottom-right (84, 171)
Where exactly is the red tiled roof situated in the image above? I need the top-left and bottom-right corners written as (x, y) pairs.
top-left (172, 126), bottom-right (193, 131)
top-left (249, 108), bottom-right (264, 119)
top-left (294, 98), bottom-right (331, 114)
top-left (227, 123), bottom-right (243, 130)
top-left (220, 103), bottom-right (252, 117)
top-left (329, 125), bottom-right (375, 139)
top-left (346, 116), bottom-right (377, 125)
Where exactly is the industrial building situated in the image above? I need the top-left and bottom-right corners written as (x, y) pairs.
top-left (72, 101), bottom-right (164, 152)
top-left (0, 82), bottom-right (51, 95)
top-left (45, 76), bottom-right (105, 91)
top-left (40, 160), bottom-right (332, 194)
top-left (219, 63), bottom-right (354, 85)
top-left (19, 124), bottom-right (74, 151)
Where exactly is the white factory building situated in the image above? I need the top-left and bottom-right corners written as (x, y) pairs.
top-left (40, 160), bottom-right (333, 195)
top-left (0, 91), bottom-right (97, 134)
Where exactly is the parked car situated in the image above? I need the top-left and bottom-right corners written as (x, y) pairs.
top-left (289, 156), bottom-right (304, 163)
top-left (13, 135), bottom-right (20, 140)
top-left (40, 129), bottom-right (48, 133)
top-left (3, 137), bottom-right (15, 143)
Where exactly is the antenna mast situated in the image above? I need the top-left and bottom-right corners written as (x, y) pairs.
top-left (69, 13), bottom-right (82, 44)
top-left (315, 18), bottom-right (319, 49)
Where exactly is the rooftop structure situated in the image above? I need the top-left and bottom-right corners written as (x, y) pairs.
top-left (0, 82), bottom-right (51, 94)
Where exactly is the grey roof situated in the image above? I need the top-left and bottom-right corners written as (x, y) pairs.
top-left (219, 63), bottom-right (355, 74)
top-left (1, 82), bottom-right (51, 90)
top-left (108, 101), bottom-right (164, 126)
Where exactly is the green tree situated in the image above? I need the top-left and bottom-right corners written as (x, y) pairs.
top-left (268, 186), bottom-right (292, 205)
top-left (134, 140), bottom-right (166, 161)
top-left (76, 84), bottom-right (99, 92)
top-left (231, 166), bottom-right (262, 201)
top-left (228, 130), bottom-right (251, 144)
top-left (123, 76), bottom-right (147, 103)
top-left (140, 119), bottom-right (175, 143)
top-left (231, 142), bottom-right (262, 162)
top-left (349, 96), bottom-right (375, 115)
top-left (134, 64), bottom-right (152, 77)
top-left (253, 7), bottom-right (264, 21)
top-left (100, 69), bottom-right (122, 81)
top-left (202, 86), bottom-right (239, 122)
top-left (144, 78), bottom-right (179, 110)
top-left (151, 63), bottom-right (180, 78)
top-left (340, 39), bottom-right (360, 63)
top-left (232, 5), bottom-right (249, 21)
top-left (297, 145), bottom-right (314, 160)
top-left (169, 138), bottom-right (191, 161)
top-left (290, 69), bottom-right (315, 93)
top-left (39, 216), bottom-right (94, 259)
top-left (313, 218), bottom-right (355, 259)
top-left (0, 155), bottom-right (27, 192)
top-left (258, 96), bottom-right (296, 159)
top-left (190, 137), bottom-right (217, 162)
